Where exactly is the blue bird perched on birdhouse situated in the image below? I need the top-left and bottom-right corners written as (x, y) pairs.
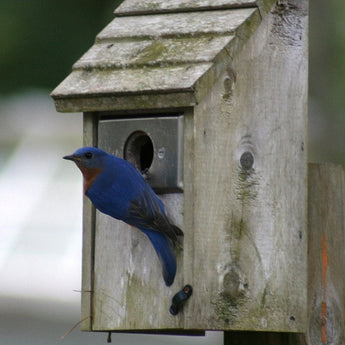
top-left (64, 147), bottom-right (183, 286)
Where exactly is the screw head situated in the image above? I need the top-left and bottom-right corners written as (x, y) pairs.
top-left (157, 147), bottom-right (166, 159)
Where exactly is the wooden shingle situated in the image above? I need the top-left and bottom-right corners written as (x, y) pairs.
top-left (51, 7), bottom-right (260, 112)
top-left (115, 0), bottom-right (257, 15)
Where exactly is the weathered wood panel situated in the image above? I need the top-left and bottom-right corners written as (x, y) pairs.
top-left (306, 164), bottom-right (345, 345)
top-left (74, 35), bottom-right (234, 69)
top-left (115, 0), bottom-right (256, 16)
top-left (183, 2), bottom-right (308, 331)
top-left (114, 0), bottom-right (279, 18)
top-left (53, 92), bottom-right (197, 113)
top-left (91, 119), bottom-right (187, 330)
top-left (98, 8), bottom-right (256, 40)
top-left (81, 113), bottom-right (98, 331)
top-left (52, 64), bottom-right (211, 97)
top-left (92, 194), bottom-right (184, 330)
top-left (92, 210), bottom-right (180, 330)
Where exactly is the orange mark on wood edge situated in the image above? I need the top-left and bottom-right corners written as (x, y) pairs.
top-left (321, 234), bottom-right (328, 344)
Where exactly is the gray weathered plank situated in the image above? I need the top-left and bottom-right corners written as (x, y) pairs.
top-left (88, 113), bottom-right (186, 331)
top-left (52, 63), bottom-right (211, 98)
top-left (114, 0), bottom-right (279, 19)
top-left (92, 194), bottom-right (184, 330)
top-left (115, 0), bottom-right (256, 15)
top-left (98, 8), bottom-right (257, 40)
top-left (81, 113), bottom-right (98, 331)
top-left (183, 2), bottom-right (308, 331)
top-left (53, 92), bottom-right (197, 113)
top-left (74, 35), bottom-right (234, 69)
top-left (307, 164), bottom-right (345, 345)
top-left (92, 130), bottom-right (185, 330)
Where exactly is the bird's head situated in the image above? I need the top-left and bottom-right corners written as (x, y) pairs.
top-left (63, 147), bottom-right (110, 192)
top-left (63, 147), bottom-right (108, 169)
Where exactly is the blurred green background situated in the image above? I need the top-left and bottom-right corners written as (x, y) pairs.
top-left (308, 0), bottom-right (345, 165)
top-left (0, 0), bottom-right (118, 94)
top-left (0, 1), bottom-right (344, 345)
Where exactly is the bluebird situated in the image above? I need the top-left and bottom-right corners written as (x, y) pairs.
top-left (63, 147), bottom-right (183, 286)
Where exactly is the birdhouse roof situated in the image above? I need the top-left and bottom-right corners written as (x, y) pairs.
top-left (51, 0), bottom-right (275, 112)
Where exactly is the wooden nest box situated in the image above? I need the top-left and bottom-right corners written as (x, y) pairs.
top-left (52, 0), bottom-right (308, 335)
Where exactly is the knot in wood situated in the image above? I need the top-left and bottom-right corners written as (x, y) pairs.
top-left (240, 151), bottom-right (254, 170)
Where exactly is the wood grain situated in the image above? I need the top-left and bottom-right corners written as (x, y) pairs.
top-left (115, 0), bottom-right (257, 16)
top-left (307, 164), bottom-right (345, 345)
top-left (184, 2), bottom-right (308, 331)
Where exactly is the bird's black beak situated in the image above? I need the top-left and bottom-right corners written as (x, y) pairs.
top-left (63, 154), bottom-right (76, 161)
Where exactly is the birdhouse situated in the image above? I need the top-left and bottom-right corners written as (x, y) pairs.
top-left (52, 0), bottom-right (308, 335)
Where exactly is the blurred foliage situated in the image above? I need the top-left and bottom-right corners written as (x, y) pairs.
top-left (310, 0), bottom-right (345, 113)
top-left (309, 0), bottom-right (345, 165)
top-left (0, 0), bottom-right (123, 94)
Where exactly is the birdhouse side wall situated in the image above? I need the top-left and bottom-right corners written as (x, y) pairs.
top-left (183, 5), bottom-right (308, 332)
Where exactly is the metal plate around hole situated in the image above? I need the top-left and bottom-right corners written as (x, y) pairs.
top-left (98, 115), bottom-right (184, 193)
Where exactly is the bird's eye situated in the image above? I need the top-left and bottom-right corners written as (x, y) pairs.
top-left (84, 152), bottom-right (93, 159)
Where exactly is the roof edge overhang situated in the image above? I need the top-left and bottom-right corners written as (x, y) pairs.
top-left (52, 90), bottom-right (196, 113)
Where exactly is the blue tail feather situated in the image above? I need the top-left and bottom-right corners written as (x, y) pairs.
top-left (141, 229), bottom-right (177, 286)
